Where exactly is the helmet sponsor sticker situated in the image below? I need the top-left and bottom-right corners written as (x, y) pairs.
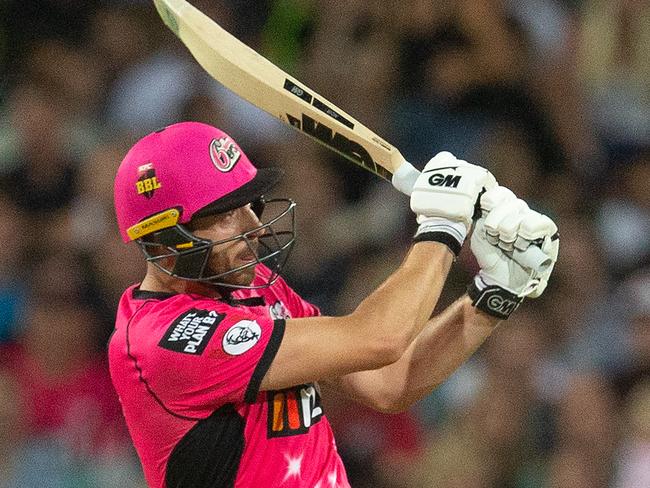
top-left (127, 208), bottom-right (180, 241)
top-left (222, 320), bottom-right (261, 355)
top-left (158, 308), bottom-right (224, 355)
top-left (136, 162), bottom-right (162, 199)
top-left (210, 137), bottom-right (241, 172)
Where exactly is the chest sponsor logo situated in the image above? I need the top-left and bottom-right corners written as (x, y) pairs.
top-left (222, 320), bottom-right (262, 355)
top-left (269, 300), bottom-right (290, 320)
top-left (158, 309), bottom-right (224, 355)
top-left (267, 383), bottom-right (323, 438)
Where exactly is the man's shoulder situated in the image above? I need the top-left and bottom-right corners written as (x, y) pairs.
top-left (122, 288), bottom-right (257, 323)
top-left (118, 286), bottom-right (209, 319)
top-left (111, 290), bottom-right (276, 382)
top-left (250, 266), bottom-right (320, 319)
top-left (117, 287), bottom-right (273, 342)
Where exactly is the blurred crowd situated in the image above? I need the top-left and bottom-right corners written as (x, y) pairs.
top-left (0, 0), bottom-right (648, 487)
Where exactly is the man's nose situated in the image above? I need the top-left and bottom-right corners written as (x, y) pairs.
top-left (245, 209), bottom-right (266, 238)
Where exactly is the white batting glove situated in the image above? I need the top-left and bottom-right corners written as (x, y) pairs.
top-left (411, 152), bottom-right (497, 256)
top-left (468, 186), bottom-right (559, 319)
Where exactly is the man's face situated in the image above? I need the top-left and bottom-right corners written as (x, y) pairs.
top-left (188, 203), bottom-right (264, 287)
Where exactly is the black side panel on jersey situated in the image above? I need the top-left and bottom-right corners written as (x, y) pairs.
top-left (165, 404), bottom-right (245, 488)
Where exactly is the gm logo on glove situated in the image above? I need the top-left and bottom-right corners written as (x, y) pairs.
top-left (428, 173), bottom-right (461, 188)
top-left (486, 294), bottom-right (519, 316)
top-left (424, 165), bottom-right (462, 188)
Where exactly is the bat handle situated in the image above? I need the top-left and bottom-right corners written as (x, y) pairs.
top-left (391, 161), bottom-right (420, 196)
top-left (391, 161), bottom-right (552, 273)
top-left (511, 246), bottom-right (553, 273)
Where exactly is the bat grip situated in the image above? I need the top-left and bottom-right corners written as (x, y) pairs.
top-left (392, 161), bottom-right (552, 273)
top-left (511, 246), bottom-right (552, 273)
top-left (391, 161), bottom-right (420, 196)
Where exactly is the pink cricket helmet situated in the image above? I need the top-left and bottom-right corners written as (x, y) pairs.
top-left (114, 122), bottom-right (282, 242)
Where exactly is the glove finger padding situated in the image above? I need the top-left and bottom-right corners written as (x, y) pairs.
top-left (479, 186), bottom-right (517, 213)
top-left (469, 194), bottom-right (559, 318)
top-left (472, 217), bottom-right (539, 297)
top-left (479, 186), bottom-right (555, 276)
top-left (517, 212), bottom-right (558, 243)
top-left (483, 198), bottom-right (529, 251)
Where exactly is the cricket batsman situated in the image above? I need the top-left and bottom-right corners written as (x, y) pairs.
top-left (109, 121), bottom-right (558, 487)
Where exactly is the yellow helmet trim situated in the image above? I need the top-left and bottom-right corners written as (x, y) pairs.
top-left (127, 208), bottom-right (180, 241)
top-left (175, 242), bottom-right (194, 249)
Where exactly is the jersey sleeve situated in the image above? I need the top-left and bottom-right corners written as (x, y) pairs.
top-left (275, 276), bottom-right (321, 318)
top-left (146, 305), bottom-right (285, 418)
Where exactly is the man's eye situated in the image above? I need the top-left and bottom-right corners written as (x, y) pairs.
top-left (214, 210), bottom-right (235, 224)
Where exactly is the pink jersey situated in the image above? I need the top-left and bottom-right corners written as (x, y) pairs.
top-left (109, 265), bottom-right (350, 488)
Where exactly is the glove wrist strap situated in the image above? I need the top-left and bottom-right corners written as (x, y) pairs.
top-left (467, 276), bottom-right (523, 320)
top-left (413, 218), bottom-right (466, 256)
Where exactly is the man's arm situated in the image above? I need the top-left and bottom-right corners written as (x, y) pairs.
top-left (261, 153), bottom-right (496, 392)
top-left (329, 296), bottom-right (498, 413)
top-left (331, 186), bottom-right (560, 412)
top-left (261, 241), bottom-right (454, 391)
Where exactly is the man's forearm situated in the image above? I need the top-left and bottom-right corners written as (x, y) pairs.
top-left (389, 296), bottom-right (499, 407)
top-left (352, 242), bottom-right (454, 348)
top-left (343, 185), bottom-right (559, 412)
top-left (339, 296), bottom-right (499, 412)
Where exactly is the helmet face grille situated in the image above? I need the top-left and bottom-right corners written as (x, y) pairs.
top-left (137, 199), bottom-right (296, 289)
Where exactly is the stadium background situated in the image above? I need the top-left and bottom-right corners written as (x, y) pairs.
top-left (0, 0), bottom-right (648, 486)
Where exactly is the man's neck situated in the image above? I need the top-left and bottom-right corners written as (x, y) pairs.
top-left (139, 268), bottom-right (223, 299)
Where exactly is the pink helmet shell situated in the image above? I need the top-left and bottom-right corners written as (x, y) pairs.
top-left (114, 122), bottom-right (281, 242)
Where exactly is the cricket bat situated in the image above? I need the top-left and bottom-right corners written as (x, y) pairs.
top-left (152, 0), bottom-right (551, 271)
top-left (152, 0), bottom-right (419, 194)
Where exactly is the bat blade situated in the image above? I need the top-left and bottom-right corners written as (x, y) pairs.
top-left (153, 0), bottom-right (406, 181)
top-left (153, 0), bottom-right (552, 273)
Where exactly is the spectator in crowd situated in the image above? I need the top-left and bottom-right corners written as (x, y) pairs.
top-left (613, 380), bottom-right (650, 488)
top-left (0, 196), bottom-right (26, 343)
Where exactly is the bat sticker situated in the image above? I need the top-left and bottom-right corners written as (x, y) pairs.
top-left (286, 113), bottom-right (391, 179)
top-left (284, 79), bottom-right (355, 129)
top-left (284, 79), bottom-right (313, 104)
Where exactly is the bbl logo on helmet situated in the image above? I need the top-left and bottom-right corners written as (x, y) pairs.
top-left (210, 137), bottom-right (241, 172)
top-left (136, 162), bottom-right (162, 199)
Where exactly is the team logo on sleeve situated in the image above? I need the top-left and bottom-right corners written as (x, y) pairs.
top-left (222, 320), bottom-right (261, 355)
top-left (158, 309), bottom-right (224, 355)
top-left (269, 300), bottom-right (290, 320)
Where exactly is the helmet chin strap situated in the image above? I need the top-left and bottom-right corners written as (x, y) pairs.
top-left (172, 246), bottom-right (211, 279)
